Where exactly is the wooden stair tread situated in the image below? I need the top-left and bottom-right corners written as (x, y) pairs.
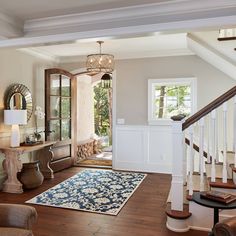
top-left (165, 203), bottom-right (191, 219)
top-left (209, 177), bottom-right (236, 189)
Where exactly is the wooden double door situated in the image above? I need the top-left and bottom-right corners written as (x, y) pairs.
top-left (45, 68), bottom-right (76, 172)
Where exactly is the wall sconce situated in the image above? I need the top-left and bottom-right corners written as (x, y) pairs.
top-left (4, 110), bottom-right (27, 147)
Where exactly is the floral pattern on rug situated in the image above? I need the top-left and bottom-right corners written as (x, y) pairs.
top-left (26, 169), bottom-right (146, 215)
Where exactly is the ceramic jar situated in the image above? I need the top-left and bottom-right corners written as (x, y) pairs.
top-left (19, 160), bottom-right (44, 189)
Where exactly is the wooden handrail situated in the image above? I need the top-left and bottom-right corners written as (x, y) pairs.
top-left (185, 138), bottom-right (209, 160)
top-left (182, 85), bottom-right (236, 130)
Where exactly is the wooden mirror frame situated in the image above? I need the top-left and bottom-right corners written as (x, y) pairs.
top-left (4, 83), bottom-right (33, 122)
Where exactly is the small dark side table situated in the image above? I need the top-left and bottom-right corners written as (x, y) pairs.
top-left (192, 192), bottom-right (236, 235)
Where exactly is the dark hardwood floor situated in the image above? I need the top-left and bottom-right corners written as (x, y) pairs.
top-left (0, 167), bottom-right (207, 236)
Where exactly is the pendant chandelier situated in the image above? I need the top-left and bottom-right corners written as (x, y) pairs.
top-left (86, 41), bottom-right (114, 73)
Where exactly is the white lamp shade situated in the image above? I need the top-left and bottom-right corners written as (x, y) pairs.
top-left (4, 110), bottom-right (27, 125)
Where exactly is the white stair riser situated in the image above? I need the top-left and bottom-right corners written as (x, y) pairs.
top-left (166, 217), bottom-right (190, 232)
top-left (232, 171), bottom-right (236, 184)
top-left (205, 163), bottom-right (232, 179)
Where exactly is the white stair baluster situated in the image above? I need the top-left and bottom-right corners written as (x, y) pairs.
top-left (215, 109), bottom-right (219, 163)
top-left (199, 117), bottom-right (205, 191)
top-left (222, 102), bottom-right (228, 183)
top-left (188, 126), bottom-right (194, 195)
top-left (211, 110), bottom-right (216, 182)
top-left (234, 96), bottom-right (236, 167)
top-left (183, 132), bottom-right (187, 185)
top-left (207, 115), bottom-right (211, 163)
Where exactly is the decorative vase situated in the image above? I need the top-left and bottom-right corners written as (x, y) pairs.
top-left (34, 132), bottom-right (41, 141)
top-left (18, 160), bottom-right (44, 189)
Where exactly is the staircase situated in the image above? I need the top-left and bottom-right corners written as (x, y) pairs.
top-left (166, 85), bottom-right (236, 232)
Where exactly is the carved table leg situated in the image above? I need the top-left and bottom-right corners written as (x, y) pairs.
top-left (2, 150), bottom-right (23, 193)
top-left (37, 146), bottom-right (54, 179)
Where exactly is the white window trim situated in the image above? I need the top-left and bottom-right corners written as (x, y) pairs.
top-left (148, 77), bottom-right (197, 125)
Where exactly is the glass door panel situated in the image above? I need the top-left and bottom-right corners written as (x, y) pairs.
top-left (61, 98), bottom-right (71, 118)
top-left (50, 74), bottom-right (60, 95)
top-left (49, 120), bottom-right (60, 141)
top-left (61, 119), bottom-right (71, 140)
top-left (61, 76), bottom-right (70, 96)
top-left (50, 96), bottom-right (60, 118)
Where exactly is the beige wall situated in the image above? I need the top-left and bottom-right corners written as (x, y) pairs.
top-left (114, 55), bottom-right (236, 125)
top-left (61, 55), bottom-right (236, 125)
top-left (0, 48), bottom-right (56, 189)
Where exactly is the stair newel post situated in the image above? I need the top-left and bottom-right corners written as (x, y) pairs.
top-left (207, 115), bottom-right (211, 163)
top-left (171, 115), bottom-right (185, 211)
top-left (199, 117), bottom-right (205, 191)
top-left (211, 110), bottom-right (216, 182)
top-left (222, 102), bottom-right (228, 183)
top-left (234, 96), bottom-right (236, 167)
top-left (188, 126), bottom-right (194, 196)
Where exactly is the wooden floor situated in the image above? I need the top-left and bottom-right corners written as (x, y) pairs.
top-left (0, 167), bottom-right (207, 236)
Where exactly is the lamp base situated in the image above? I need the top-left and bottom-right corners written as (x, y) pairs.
top-left (11, 124), bottom-right (20, 147)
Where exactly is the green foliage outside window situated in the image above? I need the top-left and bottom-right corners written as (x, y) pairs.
top-left (94, 82), bottom-right (110, 136)
top-left (155, 85), bottom-right (191, 118)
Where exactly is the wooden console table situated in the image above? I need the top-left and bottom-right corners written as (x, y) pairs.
top-left (0, 141), bottom-right (56, 194)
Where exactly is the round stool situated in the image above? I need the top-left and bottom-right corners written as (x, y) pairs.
top-left (19, 160), bottom-right (44, 189)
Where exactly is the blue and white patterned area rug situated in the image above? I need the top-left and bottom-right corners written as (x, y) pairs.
top-left (26, 169), bottom-right (146, 215)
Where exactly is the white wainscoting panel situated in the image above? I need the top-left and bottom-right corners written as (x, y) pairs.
top-left (114, 125), bottom-right (172, 173)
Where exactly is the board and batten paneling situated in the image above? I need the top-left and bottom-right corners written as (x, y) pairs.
top-left (114, 125), bottom-right (172, 173)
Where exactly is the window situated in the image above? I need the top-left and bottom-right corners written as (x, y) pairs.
top-left (148, 78), bottom-right (196, 124)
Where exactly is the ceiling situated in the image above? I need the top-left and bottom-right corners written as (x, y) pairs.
top-left (0, 0), bottom-right (169, 20)
top-left (0, 0), bottom-right (235, 66)
top-left (24, 32), bottom-right (193, 62)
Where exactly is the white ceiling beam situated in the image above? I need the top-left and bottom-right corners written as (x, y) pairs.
top-left (23, 0), bottom-right (236, 37)
top-left (1, 0), bottom-right (236, 48)
top-left (187, 33), bottom-right (236, 80)
top-left (0, 11), bottom-right (23, 38)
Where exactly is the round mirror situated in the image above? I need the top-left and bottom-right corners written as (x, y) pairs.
top-left (4, 84), bottom-right (33, 122)
top-left (9, 93), bottom-right (27, 110)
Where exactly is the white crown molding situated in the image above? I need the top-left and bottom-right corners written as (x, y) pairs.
top-left (187, 33), bottom-right (236, 80)
top-left (0, 11), bottom-right (23, 38)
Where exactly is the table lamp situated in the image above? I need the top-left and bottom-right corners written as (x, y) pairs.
top-left (4, 110), bottom-right (27, 147)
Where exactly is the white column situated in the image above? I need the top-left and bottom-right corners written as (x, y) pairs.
top-left (222, 102), bottom-right (228, 183)
top-left (171, 119), bottom-right (184, 211)
top-left (211, 110), bottom-right (216, 182)
top-left (199, 117), bottom-right (205, 191)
